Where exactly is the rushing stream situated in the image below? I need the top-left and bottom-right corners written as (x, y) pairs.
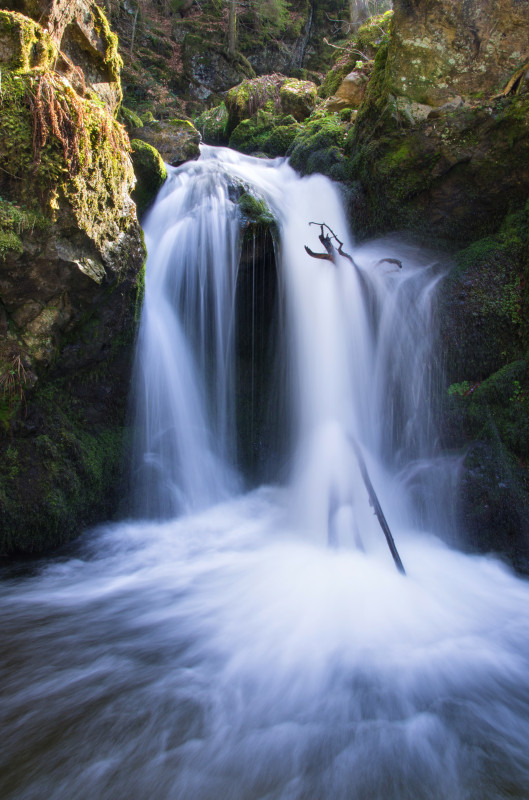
top-left (2, 147), bottom-right (529, 799)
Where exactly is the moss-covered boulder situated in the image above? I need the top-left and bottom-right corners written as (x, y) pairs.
top-left (0, 4), bottom-right (144, 556)
top-left (286, 113), bottom-right (352, 180)
top-left (226, 74), bottom-right (317, 137)
top-left (1, 0), bottom-right (123, 112)
top-left (346, 0), bottom-right (529, 243)
top-left (229, 110), bottom-right (300, 156)
top-left (279, 78), bottom-right (317, 121)
top-left (132, 118), bottom-right (201, 166)
top-left (130, 139), bottom-right (167, 215)
top-left (195, 102), bottom-right (230, 146)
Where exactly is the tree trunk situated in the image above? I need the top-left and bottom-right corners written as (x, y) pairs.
top-left (130, 5), bottom-right (139, 55)
top-left (228, 0), bottom-right (237, 57)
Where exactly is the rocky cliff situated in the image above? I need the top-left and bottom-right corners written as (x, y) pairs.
top-left (0, 0), bottom-right (144, 555)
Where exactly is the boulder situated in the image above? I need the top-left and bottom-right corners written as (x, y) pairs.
top-left (325, 70), bottom-right (370, 112)
top-left (388, 0), bottom-right (529, 108)
top-left (279, 78), bottom-right (317, 121)
top-left (132, 119), bottom-right (201, 166)
top-left (226, 74), bottom-right (317, 136)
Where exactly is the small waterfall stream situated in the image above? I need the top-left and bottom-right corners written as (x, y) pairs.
top-left (2, 147), bottom-right (529, 800)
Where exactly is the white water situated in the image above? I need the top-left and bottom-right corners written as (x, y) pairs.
top-left (2, 147), bottom-right (529, 799)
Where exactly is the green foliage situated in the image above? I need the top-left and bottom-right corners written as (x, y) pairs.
top-left (254, 0), bottom-right (290, 36)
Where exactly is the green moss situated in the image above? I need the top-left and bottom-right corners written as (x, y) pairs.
top-left (279, 78), bottom-right (317, 121)
top-left (238, 192), bottom-right (276, 228)
top-left (356, 10), bottom-right (393, 56)
top-left (229, 110), bottom-right (299, 156)
top-left (90, 4), bottom-right (123, 89)
top-left (119, 105), bottom-right (143, 132)
top-left (286, 113), bottom-right (350, 175)
top-left (195, 102), bottom-right (229, 146)
top-left (226, 75), bottom-right (283, 135)
top-left (130, 139), bottom-right (167, 214)
top-left (0, 10), bottom-right (57, 72)
top-left (0, 68), bottom-right (134, 251)
top-left (0, 352), bottom-right (135, 555)
top-left (0, 196), bottom-right (49, 260)
top-left (450, 360), bottom-right (529, 461)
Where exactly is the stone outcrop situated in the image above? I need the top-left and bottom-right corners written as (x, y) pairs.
top-left (0, 0), bottom-right (144, 555)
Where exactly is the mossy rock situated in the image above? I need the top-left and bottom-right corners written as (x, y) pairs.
top-left (237, 192), bottom-right (276, 229)
top-left (119, 105), bottom-right (144, 133)
top-left (226, 74), bottom-right (284, 136)
top-left (439, 211), bottom-right (528, 385)
top-left (133, 118), bottom-right (201, 166)
top-left (195, 102), bottom-right (229, 146)
top-left (279, 78), bottom-right (317, 122)
top-left (229, 110), bottom-right (299, 156)
top-left (286, 113), bottom-right (351, 176)
top-left (356, 10), bottom-right (393, 58)
top-left (0, 9), bottom-right (57, 72)
top-left (130, 139), bottom-right (167, 215)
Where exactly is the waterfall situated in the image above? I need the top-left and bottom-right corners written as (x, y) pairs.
top-left (2, 147), bottom-right (529, 800)
top-left (130, 146), bottom-right (446, 548)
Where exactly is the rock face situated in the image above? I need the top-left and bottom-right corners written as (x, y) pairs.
top-left (0, 0), bottom-right (144, 555)
top-left (348, 0), bottom-right (529, 244)
top-left (389, 0), bottom-right (529, 107)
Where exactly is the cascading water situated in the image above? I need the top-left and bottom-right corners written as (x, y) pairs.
top-left (2, 147), bottom-right (529, 800)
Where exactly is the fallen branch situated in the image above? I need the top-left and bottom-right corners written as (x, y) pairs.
top-left (491, 60), bottom-right (529, 99)
top-left (348, 435), bottom-right (406, 575)
top-left (307, 222), bottom-right (357, 266)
